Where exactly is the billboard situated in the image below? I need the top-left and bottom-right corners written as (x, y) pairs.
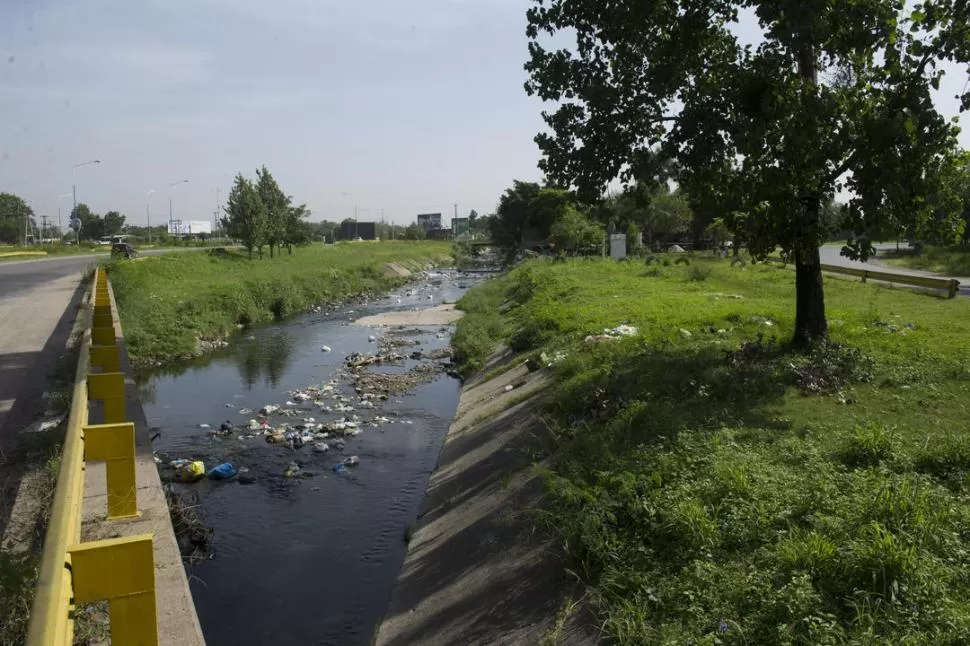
top-left (168, 220), bottom-right (213, 236)
top-left (340, 221), bottom-right (377, 240)
top-left (417, 213), bottom-right (442, 231)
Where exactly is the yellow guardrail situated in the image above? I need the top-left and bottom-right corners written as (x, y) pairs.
top-left (27, 266), bottom-right (158, 646)
top-left (0, 250), bottom-right (49, 258)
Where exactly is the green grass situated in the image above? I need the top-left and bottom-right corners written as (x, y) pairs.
top-left (453, 256), bottom-right (970, 644)
top-left (108, 241), bottom-right (452, 369)
top-left (881, 245), bottom-right (970, 276)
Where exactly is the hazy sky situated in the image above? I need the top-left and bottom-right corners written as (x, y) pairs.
top-left (1, 1), bottom-right (967, 227)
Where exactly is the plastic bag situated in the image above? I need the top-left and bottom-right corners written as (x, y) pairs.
top-left (207, 463), bottom-right (237, 480)
top-left (176, 460), bottom-right (205, 482)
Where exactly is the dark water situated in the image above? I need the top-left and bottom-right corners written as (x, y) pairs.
top-left (141, 273), bottom-right (476, 646)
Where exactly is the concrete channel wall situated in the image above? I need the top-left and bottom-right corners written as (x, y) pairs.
top-left (375, 347), bottom-right (598, 646)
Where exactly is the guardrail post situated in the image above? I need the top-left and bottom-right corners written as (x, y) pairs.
top-left (87, 373), bottom-right (127, 424)
top-left (84, 423), bottom-right (138, 519)
top-left (68, 534), bottom-right (159, 646)
top-left (861, 270), bottom-right (868, 284)
top-left (92, 325), bottom-right (116, 346)
top-left (90, 344), bottom-right (122, 372)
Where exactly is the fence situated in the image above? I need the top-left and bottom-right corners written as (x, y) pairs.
top-left (27, 266), bottom-right (158, 646)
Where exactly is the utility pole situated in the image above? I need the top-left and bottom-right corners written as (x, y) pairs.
top-left (40, 215), bottom-right (49, 243)
top-left (354, 204), bottom-right (358, 239)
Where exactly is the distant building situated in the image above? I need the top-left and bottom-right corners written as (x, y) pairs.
top-left (451, 218), bottom-right (469, 236)
top-left (417, 213), bottom-right (442, 231)
top-left (340, 221), bottom-right (377, 240)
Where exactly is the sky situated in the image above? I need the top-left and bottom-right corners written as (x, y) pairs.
top-left (1, 1), bottom-right (967, 228)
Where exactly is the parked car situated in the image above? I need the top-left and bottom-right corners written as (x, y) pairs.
top-left (111, 242), bottom-right (137, 259)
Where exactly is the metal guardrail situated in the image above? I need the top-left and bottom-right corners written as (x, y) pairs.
top-left (27, 267), bottom-right (158, 646)
top-left (767, 257), bottom-right (960, 299)
top-left (820, 263), bottom-right (960, 298)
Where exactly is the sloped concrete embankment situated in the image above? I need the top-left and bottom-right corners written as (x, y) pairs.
top-left (375, 347), bottom-right (599, 646)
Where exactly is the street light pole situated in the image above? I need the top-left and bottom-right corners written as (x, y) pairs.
top-left (71, 159), bottom-right (101, 212)
top-left (146, 190), bottom-right (156, 244)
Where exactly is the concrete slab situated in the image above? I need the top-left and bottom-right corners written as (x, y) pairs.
top-left (355, 304), bottom-right (464, 327)
top-left (375, 352), bottom-right (601, 646)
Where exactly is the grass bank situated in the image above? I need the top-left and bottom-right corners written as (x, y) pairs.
top-left (453, 256), bottom-right (970, 644)
top-left (108, 241), bottom-right (452, 369)
top-left (881, 245), bottom-right (970, 276)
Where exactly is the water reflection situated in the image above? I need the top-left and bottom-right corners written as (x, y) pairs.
top-left (234, 332), bottom-right (294, 389)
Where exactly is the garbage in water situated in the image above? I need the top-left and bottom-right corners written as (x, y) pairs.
top-left (332, 463), bottom-right (347, 474)
top-left (198, 423), bottom-right (211, 429)
top-left (343, 456), bottom-right (360, 467)
top-left (260, 404), bottom-right (280, 415)
top-left (313, 442), bottom-right (330, 453)
top-left (284, 462), bottom-right (301, 478)
top-left (321, 345), bottom-right (332, 352)
top-left (239, 408), bottom-right (254, 415)
top-left (368, 335), bottom-right (378, 343)
top-left (175, 460), bottom-right (205, 482)
top-left (208, 463), bottom-right (237, 480)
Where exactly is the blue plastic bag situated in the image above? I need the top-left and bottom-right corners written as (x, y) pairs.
top-left (207, 462), bottom-right (237, 480)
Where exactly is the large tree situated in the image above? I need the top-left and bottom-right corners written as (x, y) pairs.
top-left (525, 0), bottom-right (970, 346)
top-left (222, 174), bottom-right (267, 259)
top-left (0, 193), bottom-right (34, 244)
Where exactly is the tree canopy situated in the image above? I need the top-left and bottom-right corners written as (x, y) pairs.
top-left (0, 193), bottom-right (33, 244)
top-left (222, 166), bottom-right (308, 258)
top-left (525, 0), bottom-right (970, 345)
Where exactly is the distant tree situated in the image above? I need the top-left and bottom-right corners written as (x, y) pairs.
top-left (70, 204), bottom-right (105, 241)
top-left (526, 0), bottom-right (970, 347)
top-left (283, 204), bottom-right (312, 251)
top-left (549, 206), bottom-right (604, 253)
top-left (403, 223), bottom-right (427, 240)
top-left (102, 211), bottom-right (126, 237)
top-left (255, 166), bottom-right (287, 258)
top-left (489, 181), bottom-right (542, 250)
top-left (222, 174), bottom-right (267, 259)
top-left (0, 193), bottom-right (33, 244)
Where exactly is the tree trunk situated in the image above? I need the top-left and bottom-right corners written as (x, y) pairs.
top-left (248, 246), bottom-right (252, 260)
top-left (793, 245), bottom-right (828, 348)
top-left (269, 244), bottom-right (274, 258)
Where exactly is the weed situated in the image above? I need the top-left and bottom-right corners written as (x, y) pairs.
top-left (839, 423), bottom-right (896, 468)
top-left (164, 485), bottom-right (213, 564)
top-left (686, 265), bottom-right (712, 282)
